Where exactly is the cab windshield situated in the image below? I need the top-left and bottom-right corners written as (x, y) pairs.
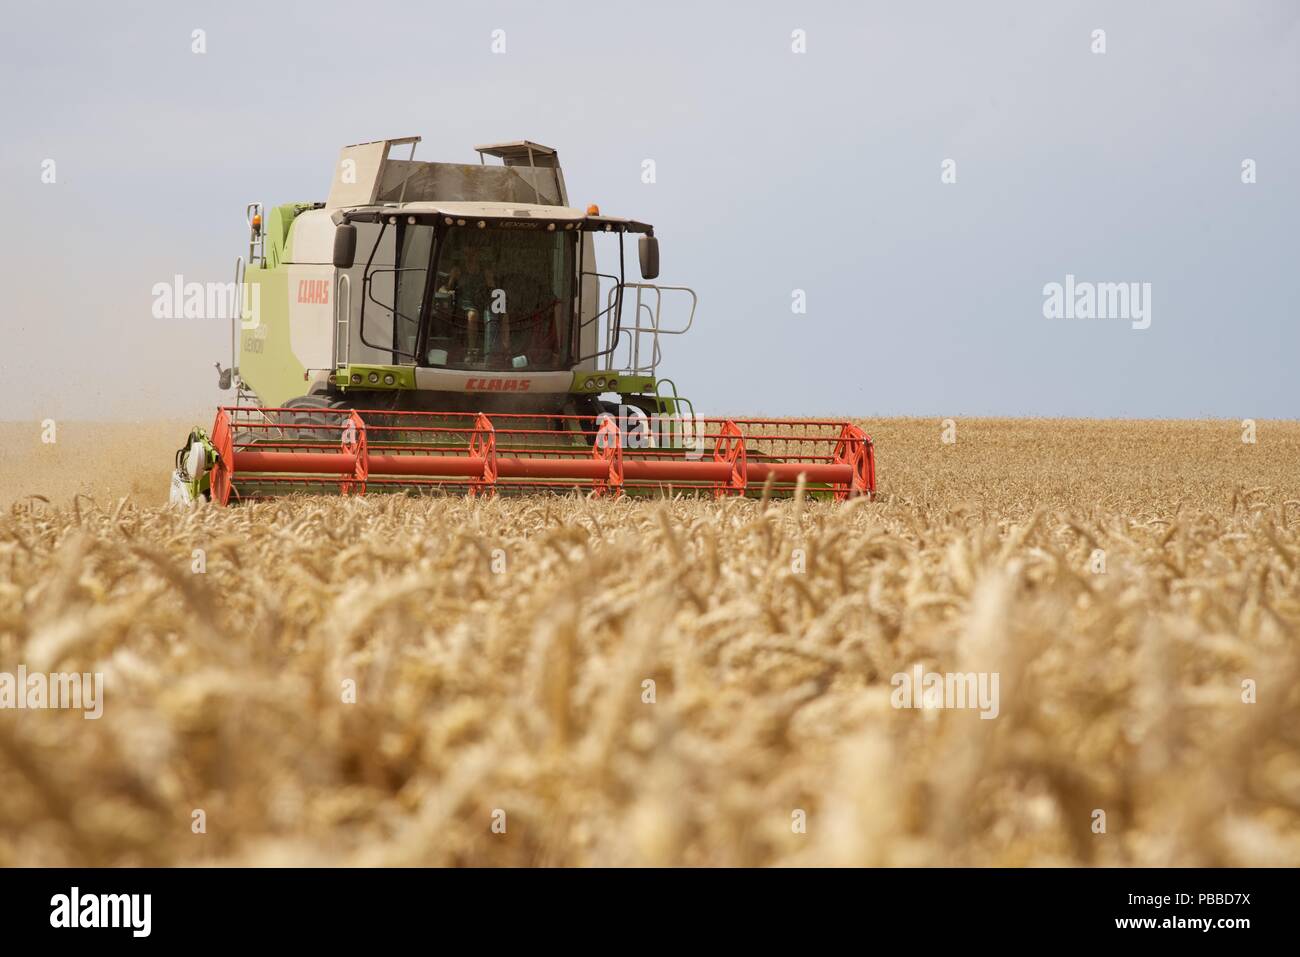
top-left (395, 224), bottom-right (575, 372)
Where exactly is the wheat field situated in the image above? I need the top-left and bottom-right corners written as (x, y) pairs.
top-left (0, 418), bottom-right (1297, 866)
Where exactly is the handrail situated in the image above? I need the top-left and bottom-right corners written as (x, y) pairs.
top-left (232, 256), bottom-right (245, 382)
top-left (245, 203), bottom-right (265, 266)
top-left (335, 272), bottom-right (352, 368)
top-left (602, 282), bottom-right (698, 376)
top-left (573, 269), bottom-right (627, 366)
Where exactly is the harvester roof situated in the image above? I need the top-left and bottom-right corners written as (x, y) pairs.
top-left (335, 200), bottom-right (653, 234)
top-left (328, 136), bottom-right (571, 211)
top-left (472, 141), bottom-right (559, 164)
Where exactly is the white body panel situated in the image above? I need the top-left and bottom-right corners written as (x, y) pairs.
top-left (326, 142), bottom-right (388, 209)
top-left (286, 264), bottom-right (335, 371)
top-left (289, 208), bottom-right (336, 263)
top-left (413, 368), bottom-right (573, 393)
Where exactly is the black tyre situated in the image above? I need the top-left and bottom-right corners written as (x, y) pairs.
top-left (278, 394), bottom-right (347, 444)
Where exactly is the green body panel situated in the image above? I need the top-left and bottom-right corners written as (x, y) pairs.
top-left (571, 372), bottom-right (655, 396)
top-left (239, 203), bottom-right (322, 407)
top-left (175, 428), bottom-right (217, 500)
top-left (334, 364), bottom-right (419, 390)
top-left (325, 363), bottom-right (683, 406)
top-left (239, 265), bottom-right (305, 407)
top-left (266, 203), bottom-right (312, 268)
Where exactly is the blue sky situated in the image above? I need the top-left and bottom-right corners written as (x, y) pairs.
top-left (2, 0), bottom-right (1296, 419)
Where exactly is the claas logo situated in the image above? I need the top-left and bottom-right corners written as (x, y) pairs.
top-left (297, 279), bottom-right (330, 304)
top-left (466, 378), bottom-right (532, 392)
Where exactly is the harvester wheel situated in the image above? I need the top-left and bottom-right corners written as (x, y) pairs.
top-left (279, 394), bottom-right (347, 446)
top-left (596, 399), bottom-right (661, 450)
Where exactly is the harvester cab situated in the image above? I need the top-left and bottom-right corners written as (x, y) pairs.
top-left (173, 136), bottom-right (875, 503)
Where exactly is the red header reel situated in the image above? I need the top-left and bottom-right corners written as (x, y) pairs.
top-left (205, 407), bottom-right (875, 504)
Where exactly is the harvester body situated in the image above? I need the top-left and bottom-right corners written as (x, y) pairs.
top-left (174, 136), bottom-right (875, 503)
top-left (232, 137), bottom-right (679, 413)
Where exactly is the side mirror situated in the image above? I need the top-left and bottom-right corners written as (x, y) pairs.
top-left (333, 224), bottom-right (357, 269)
top-left (638, 235), bottom-right (659, 280)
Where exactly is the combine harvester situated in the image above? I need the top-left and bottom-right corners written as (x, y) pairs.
top-left (172, 136), bottom-right (875, 503)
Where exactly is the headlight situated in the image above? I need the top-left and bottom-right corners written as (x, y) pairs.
top-left (351, 373), bottom-right (362, 384)
top-left (595, 377), bottom-right (606, 389)
top-left (383, 374), bottom-right (396, 385)
top-left (368, 372), bottom-right (379, 384)
top-left (583, 378), bottom-right (595, 390)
